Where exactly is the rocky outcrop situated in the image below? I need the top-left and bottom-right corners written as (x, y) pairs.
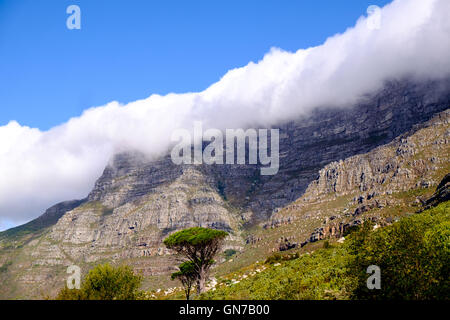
top-left (262, 216), bottom-right (295, 229)
top-left (302, 109), bottom-right (450, 201)
top-left (278, 236), bottom-right (297, 252)
top-left (303, 215), bottom-right (393, 246)
top-left (424, 173), bottom-right (450, 209)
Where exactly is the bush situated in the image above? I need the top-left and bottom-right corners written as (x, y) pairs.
top-left (54, 287), bottom-right (84, 300)
top-left (264, 252), bottom-right (299, 264)
top-left (56, 263), bottom-right (143, 300)
top-left (224, 249), bottom-right (237, 259)
top-left (0, 261), bottom-right (12, 273)
top-left (346, 201), bottom-right (450, 300)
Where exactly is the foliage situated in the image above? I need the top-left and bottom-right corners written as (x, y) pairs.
top-left (0, 261), bottom-right (12, 273)
top-left (54, 286), bottom-right (84, 300)
top-left (163, 227), bottom-right (228, 247)
top-left (224, 249), bottom-right (237, 259)
top-left (264, 252), bottom-right (299, 264)
top-left (55, 263), bottom-right (143, 300)
top-left (346, 201), bottom-right (450, 300)
top-left (171, 261), bottom-right (197, 300)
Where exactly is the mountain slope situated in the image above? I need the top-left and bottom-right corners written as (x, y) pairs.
top-left (227, 109), bottom-right (449, 268)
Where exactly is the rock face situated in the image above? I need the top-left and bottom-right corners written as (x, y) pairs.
top-left (272, 108), bottom-right (449, 248)
top-left (206, 79), bottom-right (450, 220)
top-left (49, 165), bottom-right (242, 265)
top-left (302, 109), bottom-right (450, 200)
top-left (0, 78), bottom-right (449, 298)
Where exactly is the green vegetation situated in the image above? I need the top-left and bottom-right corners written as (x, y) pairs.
top-left (201, 201), bottom-right (449, 300)
top-left (224, 249), bottom-right (237, 260)
top-left (171, 261), bottom-right (197, 300)
top-left (347, 201), bottom-right (449, 299)
top-left (0, 261), bottom-right (12, 273)
top-left (264, 252), bottom-right (299, 264)
top-left (202, 246), bottom-right (352, 300)
top-left (163, 227), bottom-right (228, 247)
top-left (55, 263), bottom-right (143, 300)
top-left (164, 227), bottom-right (228, 294)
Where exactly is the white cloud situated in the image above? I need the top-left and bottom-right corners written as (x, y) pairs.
top-left (1, 0), bottom-right (449, 229)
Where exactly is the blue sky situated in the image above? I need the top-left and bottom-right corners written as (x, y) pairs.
top-left (0, 0), bottom-right (391, 130)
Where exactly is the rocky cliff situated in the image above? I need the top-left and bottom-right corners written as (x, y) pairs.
top-left (205, 78), bottom-right (450, 220)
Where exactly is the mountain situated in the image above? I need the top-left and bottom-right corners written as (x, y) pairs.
top-left (0, 78), bottom-right (449, 299)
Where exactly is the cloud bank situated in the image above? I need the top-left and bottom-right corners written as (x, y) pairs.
top-left (1, 0), bottom-right (449, 229)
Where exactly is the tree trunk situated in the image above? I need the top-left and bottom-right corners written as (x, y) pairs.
top-left (197, 269), bottom-right (206, 294)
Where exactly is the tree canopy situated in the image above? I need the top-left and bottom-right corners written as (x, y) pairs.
top-left (164, 227), bottom-right (228, 247)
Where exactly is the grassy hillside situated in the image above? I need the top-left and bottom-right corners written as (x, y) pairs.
top-left (198, 201), bottom-right (449, 300)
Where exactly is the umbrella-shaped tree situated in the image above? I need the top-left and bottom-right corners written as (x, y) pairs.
top-left (164, 227), bottom-right (228, 294)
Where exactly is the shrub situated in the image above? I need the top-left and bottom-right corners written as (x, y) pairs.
top-left (346, 201), bottom-right (450, 300)
top-left (56, 263), bottom-right (143, 300)
top-left (0, 261), bottom-right (12, 273)
top-left (264, 252), bottom-right (299, 264)
top-left (224, 249), bottom-right (237, 259)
